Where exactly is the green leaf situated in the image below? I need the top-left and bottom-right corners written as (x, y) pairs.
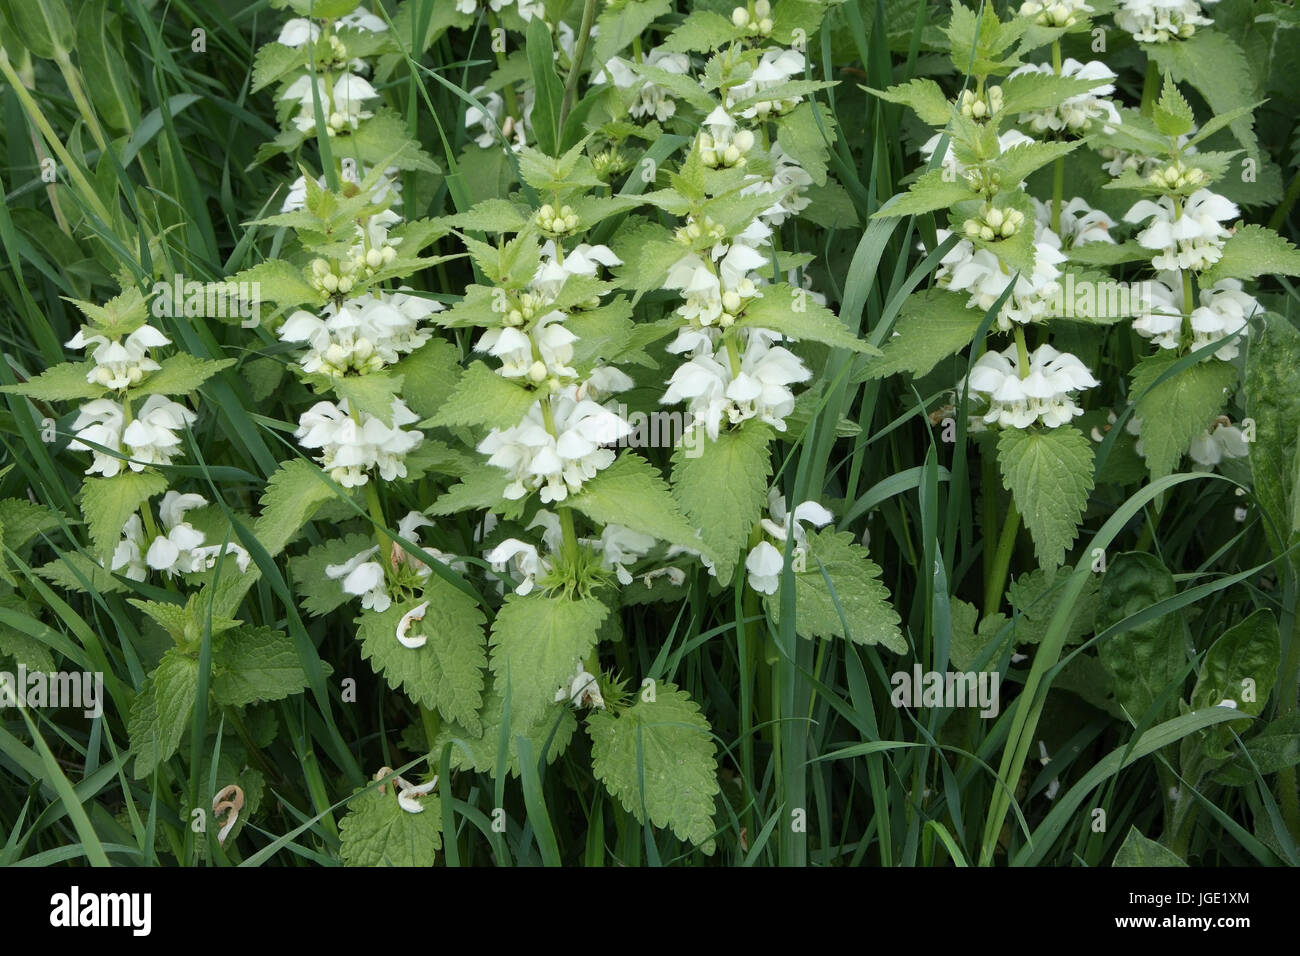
top-left (765, 528), bottom-right (906, 652)
top-left (1191, 609), bottom-right (1279, 715)
top-left (0, 498), bottom-right (60, 551)
top-left (1200, 224), bottom-right (1300, 286)
top-left (993, 139), bottom-right (1078, 187)
top-left (1153, 75), bottom-right (1195, 139)
top-left (427, 464), bottom-right (513, 517)
top-left (130, 355), bottom-right (234, 397)
top-left (389, 338), bottom-right (462, 421)
top-left (525, 17), bottom-right (564, 155)
top-left (997, 426), bottom-right (1094, 570)
top-left (353, 108), bottom-right (440, 173)
top-left (227, 259), bottom-right (323, 312)
top-left (869, 78), bottom-right (951, 125)
top-left (488, 592), bottom-right (607, 729)
top-left (1130, 353), bottom-right (1237, 480)
top-left (331, 370), bottom-right (406, 425)
top-left (587, 682), bottom-right (720, 852)
top-left (358, 584), bottom-right (488, 731)
top-left (563, 452), bottom-right (715, 562)
top-left (339, 785), bottom-right (442, 866)
top-left (80, 470), bottom-right (168, 561)
top-left (1215, 712), bottom-right (1300, 786)
top-left (874, 169), bottom-right (979, 218)
top-left (864, 288), bottom-right (983, 379)
top-left (0, 362), bottom-right (104, 402)
top-left (999, 71), bottom-right (1114, 116)
top-left (1096, 552), bottom-right (1186, 724)
top-left (738, 284), bottom-right (877, 353)
top-left (594, 0), bottom-right (671, 65)
top-left (1113, 827), bottom-right (1187, 866)
top-left (671, 421), bottom-right (772, 585)
top-left (662, 8), bottom-right (737, 52)
top-left (1007, 566), bottom-right (1099, 647)
top-left (427, 361), bottom-right (538, 431)
top-left (211, 625), bottom-right (314, 706)
top-left (251, 42), bottom-right (307, 93)
top-left (1245, 313), bottom-right (1300, 557)
top-left (253, 459), bottom-right (339, 557)
top-left (1147, 30), bottom-right (1259, 157)
top-left (290, 532), bottom-right (376, 617)
top-left (775, 101), bottom-right (837, 186)
top-left (440, 198), bottom-right (531, 233)
top-left (128, 648), bottom-right (198, 778)
top-left (430, 678), bottom-right (577, 777)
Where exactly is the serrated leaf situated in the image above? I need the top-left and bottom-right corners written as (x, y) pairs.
top-left (428, 362), bottom-right (538, 431)
top-left (1007, 566), bottom-right (1098, 647)
top-left (594, 0), bottom-right (671, 66)
top-left (1130, 353), bottom-right (1237, 480)
top-left (339, 785), bottom-right (441, 866)
top-left (130, 355), bottom-right (234, 397)
top-left (0, 362), bottom-right (104, 402)
top-left (1245, 313), bottom-right (1300, 557)
top-left (331, 370), bottom-right (405, 425)
top-left (765, 528), bottom-right (906, 652)
top-left (670, 421), bottom-right (771, 586)
top-left (353, 108), bottom-right (440, 173)
top-left (869, 78), bottom-right (950, 125)
top-left (1147, 30), bottom-right (1259, 157)
top-left (251, 42), bottom-right (307, 93)
top-left (662, 8), bottom-right (737, 53)
top-left (1113, 827), bottom-right (1186, 866)
top-left (587, 682), bottom-right (720, 851)
top-left (738, 284), bottom-right (877, 353)
top-left (1200, 224), bottom-right (1300, 286)
top-left (775, 101), bottom-right (837, 187)
top-left (128, 649), bottom-right (198, 778)
top-left (488, 592), bottom-right (607, 729)
top-left (254, 459), bottom-right (339, 557)
top-left (80, 470), bottom-right (168, 561)
top-left (997, 426), bottom-right (1094, 570)
top-left (865, 288), bottom-right (983, 379)
top-left (358, 584), bottom-right (488, 731)
top-left (211, 625), bottom-right (314, 706)
top-left (430, 677), bottom-right (576, 777)
top-left (0, 498), bottom-right (60, 550)
top-left (874, 169), bottom-right (979, 218)
top-left (291, 533), bottom-right (376, 617)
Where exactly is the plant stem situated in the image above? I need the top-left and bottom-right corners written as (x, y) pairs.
top-left (560, 0), bottom-right (598, 133)
top-left (364, 480), bottom-right (392, 568)
top-left (1140, 59), bottom-right (1159, 116)
top-left (983, 499), bottom-right (1019, 619)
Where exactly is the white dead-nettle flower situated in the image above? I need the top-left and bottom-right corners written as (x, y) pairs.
top-left (67, 324), bottom-right (169, 390)
top-left (555, 659), bottom-right (605, 709)
top-left (1115, 0), bottom-right (1216, 43)
top-left (143, 491), bottom-right (249, 577)
top-left (391, 510), bottom-right (463, 578)
top-left (486, 538), bottom-right (549, 596)
top-left (1037, 740), bottom-right (1061, 800)
top-left (1010, 59), bottom-right (1120, 134)
top-left (281, 162), bottom-right (401, 214)
top-left (1124, 189), bottom-right (1238, 273)
top-left (276, 18), bottom-right (320, 47)
top-left (70, 395), bottom-right (197, 476)
top-left (1218, 697), bottom-right (1239, 709)
top-left (456, 0), bottom-right (543, 19)
top-left (1188, 417), bottom-right (1250, 469)
top-left (1131, 274), bottom-right (1258, 360)
top-left (478, 389), bottom-right (630, 503)
top-left (280, 289), bottom-right (441, 375)
top-left (396, 775), bottom-right (438, 813)
top-left (728, 48), bottom-right (807, 119)
top-left (476, 311), bottom-right (577, 382)
top-left (395, 601), bottom-right (430, 649)
top-left (921, 129), bottom-right (1035, 184)
top-left (281, 73), bottom-right (378, 134)
top-left (326, 546), bottom-right (390, 612)
top-left (594, 50), bottom-right (691, 122)
top-left (964, 343), bottom-right (1099, 429)
top-left (937, 225), bottom-right (1068, 331)
top-left (592, 524), bottom-right (657, 585)
top-left (697, 106), bottom-right (757, 168)
top-left (575, 365), bottom-right (636, 403)
top-left (1032, 196), bottom-right (1114, 248)
top-left (111, 514), bottom-right (148, 582)
top-left (67, 399), bottom-right (127, 477)
top-left (295, 398), bottom-right (422, 488)
top-left (464, 84), bottom-right (535, 151)
top-left (1019, 0), bottom-right (1093, 27)
top-left (744, 490), bottom-right (834, 595)
top-left (742, 145), bottom-right (813, 226)
top-left (532, 241), bottom-right (622, 297)
top-left (339, 6), bottom-right (389, 32)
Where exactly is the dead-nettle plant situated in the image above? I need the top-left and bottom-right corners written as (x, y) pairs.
top-left (869, 0), bottom-right (1300, 864)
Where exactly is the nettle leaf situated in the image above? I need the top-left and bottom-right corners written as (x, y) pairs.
top-left (0, 498), bottom-right (61, 551)
top-left (875, 170), bottom-right (979, 219)
top-left (251, 42), bottom-right (308, 93)
top-left (1130, 353), bottom-right (1237, 480)
top-left (427, 464), bottom-right (514, 517)
top-left (1147, 30), bottom-right (1259, 157)
top-left (37, 552), bottom-right (130, 594)
top-left (993, 139), bottom-right (1078, 187)
top-left (594, 0), bottom-right (671, 66)
top-left (1113, 827), bottom-right (1187, 867)
top-left (563, 452), bottom-right (714, 561)
top-left (0, 599), bottom-right (56, 673)
top-left (1068, 240), bottom-right (1153, 267)
top-left (1153, 75), bottom-right (1195, 139)
top-left (738, 284), bottom-right (877, 353)
top-left (671, 421), bottom-right (772, 586)
top-left (389, 338), bottom-right (462, 421)
top-left (945, 0), bottom-right (1025, 75)
top-left (339, 785), bottom-right (442, 867)
top-left (997, 426), bottom-right (1094, 570)
top-left (1007, 566), bottom-right (1098, 647)
top-left (587, 682), bottom-right (720, 852)
top-left (81, 470), bottom-right (168, 561)
top-left (358, 585), bottom-right (488, 732)
top-left (427, 362), bottom-right (538, 431)
top-left (1191, 609), bottom-right (1280, 760)
top-left (1215, 712), bottom-right (1300, 786)
top-left (1200, 224), bottom-right (1300, 286)
top-left (765, 528), bottom-right (906, 652)
top-left (430, 678), bottom-right (577, 777)
top-left (949, 598), bottom-right (1012, 670)
top-left (228, 259), bottom-right (323, 312)
top-left (128, 648), bottom-right (198, 778)
top-left (662, 8), bottom-right (737, 52)
top-left (211, 625), bottom-right (315, 707)
top-left (254, 459), bottom-right (340, 557)
top-left (611, 220), bottom-right (685, 294)
top-left (441, 198), bottom-right (531, 234)
top-left (775, 101), bottom-right (837, 186)
top-left (1096, 552), bottom-right (1186, 724)
top-left (130, 355), bottom-right (234, 397)
top-left (1245, 313), bottom-right (1300, 557)
top-left (0, 362), bottom-right (104, 402)
top-left (353, 109), bottom-right (440, 173)
top-left (865, 288), bottom-right (983, 379)
top-left (489, 592), bottom-right (607, 729)
top-left (331, 370), bottom-right (405, 425)
top-left (869, 78), bottom-right (950, 126)
top-left (291, 532), bottom-right (377, 617)
top-left (998, 72), bottom-right (1108, 116)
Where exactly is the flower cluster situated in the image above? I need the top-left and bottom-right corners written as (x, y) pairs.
top-left (295, 398), bottom-right (423, 488)
top-left (965, 343), bottom-right (1100, 429)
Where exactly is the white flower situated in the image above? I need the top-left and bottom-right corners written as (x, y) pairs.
top-left (281, 290), bottom-right (440, 375)
top-left (1019, 0), bottom-right (1093, 27)
top-left (1188, 418), bottom-right (1249, 468)
top-left (592, 524), bottom-right (656, 584)
top-left (1033, 196), bottom-right (1114, 248)
top-left (68, 399), bottom-right (127, 477)
top-left (1124, 189), bottom-right (1238, 272)
top-left (464, 84), bottom-right (534, 151)
top-left (964, 343), bottom-right (1099, 428)
top-left (697, 106), bottom-right (756, 168)
top-left (726, 336), bottom-right (812, 431)
top-left (921, 129), bottom-right (1035, 184)
top-left (145, 492), bottom-right (207, 574)
top-left (476, 311), bottom-right (576, 381)
top-left (326, 546), bottom-right (390, 612)
top-left (396, 776), bottom-right (437, 813)
top-left (744, 491), bottom-right (833, 594)
top-left (937, 225), bottom-right (1067, 331)
top-left (1189, 279), bottom-right (1258, 360)
top-left (486, 538), bottom-right (548, 595)
top-left (742, 145), bottom-right (813, 225)
top-left (555, 659), bottom-right (604, 709)
top-left (1116, 0), bottom-right (1215, 43)
top-left (339, 7), bottom-right (389, 32)
top-left (282, 73), bottom-right (377, 134)
top-left (295, 398), bottom-right (422, 487)
top-left (122, 395), bottom-right (197, 469)
top-left (595, 50), bottom-right (691, 122)
top-left (728, 48), bottom-right (807, 119)
top-left (110, 514), bottom-right (148, 581)
top-left (67, 324), bottom-right (169, 390)
top-left (396, 601), bottom-right (430, 649)
top-left (276, 18), bottom-right (320, 47)
top-left (1010, 60), bottom-right (1120, 134)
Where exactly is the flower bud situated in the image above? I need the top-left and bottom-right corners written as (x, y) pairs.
top-left (528, 360), bottom-right (548, 383)
top-left (732, 6), bottom-right (749, 27)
